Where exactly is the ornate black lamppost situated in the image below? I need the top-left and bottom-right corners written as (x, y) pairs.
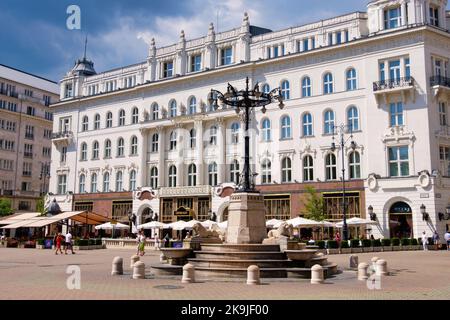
top-left (208, 77), bottom-right (284, 192)
top-left (39, 162), bottom-right (50, 196)
top-left (330, 124), bottom-right (357, 241)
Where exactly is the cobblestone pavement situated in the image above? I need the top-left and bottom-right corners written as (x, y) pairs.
top-left (0, 248), bottom-right (448, 300)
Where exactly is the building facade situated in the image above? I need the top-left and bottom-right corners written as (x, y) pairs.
top-left (49, 0), bottom-right (450, 238)
top-left (0, 64), bottom-right (59, 212)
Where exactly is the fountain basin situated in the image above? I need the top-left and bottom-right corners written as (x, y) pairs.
top-left (284, 249), bottom-right (318, 261)
top-left (160, 248), bottom-right (193, 265)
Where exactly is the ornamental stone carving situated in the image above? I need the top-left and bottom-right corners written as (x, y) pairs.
top-left (418, 170), bottom-right (431, 188)
top-left (367, 173), bottom-right (379, 191)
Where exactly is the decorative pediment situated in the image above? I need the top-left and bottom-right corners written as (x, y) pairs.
top-left (299, 144), bottom-right (317, 158)
top-left (382, 126), bottom-right (415, 144)
top-left (278, 149), bottom-right (296, 159)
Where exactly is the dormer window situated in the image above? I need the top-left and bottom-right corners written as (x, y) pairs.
top-left (220, 47), bottom-right (233, 66)
top-left (384, 7), bottom-right (401, 30)
top-left (190, 55), bottom-right (201, 72)
top-left (64, 83), bottom-right (73, 98)
top-left (430, 6), bottom-right (439, 27)
top-left (163, 61), bottom-right (173, 78)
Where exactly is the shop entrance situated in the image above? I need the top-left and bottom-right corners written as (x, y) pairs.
top-left (389, 201), bottom-right (413, 238)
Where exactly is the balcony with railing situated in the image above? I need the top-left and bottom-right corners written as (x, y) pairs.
top-left (435, 125), bottom-right (450, 138)
top-left (373, 77), bottom-right (415, 106)
top-left (51, 131), bottom-right (74, 146)
top-left (430, 76), bottom-right (450, 99)
top-left (0, 89), bottom-right (19, 98)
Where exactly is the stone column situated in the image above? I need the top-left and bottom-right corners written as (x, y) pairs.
top-left (424, 0), bottom-right (430, 24)
top-left (401, 1), bottom-right (407, 26)
top-left (157, 126), bottom-right (165, 187)
top-left (195, 120), bottom-right (204, 185)
top-left (332, 32), bottom-right (337, 45)
top-left (379, 8), bottom-right (385, 30)
top-left (217, 118), bottom-right (226, 185)
top-left (176, 124), bottom-right (184, 187)
top-left (139, 129), bottom-right (148, 188)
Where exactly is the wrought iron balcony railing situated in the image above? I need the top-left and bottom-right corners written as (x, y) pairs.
top-left (51, 131), bottom-right (73, 139)
top-left (430, 76), bottom-right (450, 88)
top-left (373, 77), bottom-right (414, 92)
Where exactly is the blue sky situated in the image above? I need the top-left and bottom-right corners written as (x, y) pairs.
top-left (1, 0), bottom-right (448, 82)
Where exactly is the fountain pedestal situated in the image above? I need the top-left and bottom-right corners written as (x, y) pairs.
top-left (226, 192), bottom-right (266, 244)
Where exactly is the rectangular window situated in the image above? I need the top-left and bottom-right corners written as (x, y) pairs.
top-left (43, 95), bottom-right (51, 106)
top-left (380, 63), bottom-right (385, 82)
top-left (311, 37), bottom-right (315, 49)
top-left (220, 47), bottom-right (233, 66)
top-left (58, 175), bottom-right (67, 194)
top-left (24, 89), bottom-right (33, 97)
top-left (388, 146), bottom-right (409, 177)
top-left (336, 32), bottom-right (342, 44)
top-left (345, 30), bottom-right (349, 42)
top-left (439, 102), bottom-right (447, 126)
top-left (323, 192), bottom-right (361, 220)
top-left (328, 33), bottom-right (333, 45)
top-left (22, 162), bottom-right (32, 176)
top-left (430, 7), bottom-right (439, 27)
top-left (390, 102), bottom-right (404, 126)
top-left (65, 83), bottom-right (73, 98)
top-left (267, 47), bottom-right (271, 58)
top-left (163, 61), bottom-right (174, 78)
top-left (389, 60), bottom-right (401, 82)
top-left (440, 146), bottom-right (450, 176)
top-left (25, 125), bottom-right (34, 139)
top-left (24, 144), bottom-right (33, 158)
top-left (273, 46), bottom-right (279, 58)
top-left (60, 117), bottom-right (71, 132)
top-left (384, 7), bottom-right (401, 29)
top-left (303, 39), bottom-right (309, 52)
top-left (191, 55), bottom-right (202, 72)
top-left (42, 147), bottom-right (51, 157)
top-left (26, 106), bottom-right (35, 116)
top-left (405, 58), bottom-right (410, 79)
top-left (60, 146), bottom-right (67, 163)
top-left (263, 195), bottom-right (291, 221)
top-left (45, 111), bottom-right (53, 121)
top-left (0, 139), bottom-right (15, 151)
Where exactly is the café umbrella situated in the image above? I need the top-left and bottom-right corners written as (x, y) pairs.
top-left (94, 222), bottom-right (129, 238)
top-left (137, 221), bottom-right (165, 229)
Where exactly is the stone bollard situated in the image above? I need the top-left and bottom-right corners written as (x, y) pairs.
top-left (310, 264), bottom-right (324, 284)
top-left (130, 255), bottom-right (140, 268)
top-left (376, 259), bottom-right (388, 276)
top-left (371, 256), bottom-right (379, 269)
top-left (182, 263), bottom-right (195, 283)
top-left (111, 256), bottom-right (123, 275)
top-left (358, 262), bottom-right (369, 280)
top-left (132, 261), bottom-right (145, 279)
top-left (349, 255), bottom-right (359, 269)
top-left (246, 265), bottom-right (261, 285)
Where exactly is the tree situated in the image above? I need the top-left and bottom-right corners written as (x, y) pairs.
top-left (36, 197), bottom-right (46, 215)
top-left (303, 186), bottom-right (325, 221)
top-left (0, 198), bottom-right (14, 217)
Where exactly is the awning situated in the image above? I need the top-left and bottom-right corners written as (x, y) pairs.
top-left (0, 212), bottom-right (41, 225)
top-left (1, 217), bottom-right (46, 229)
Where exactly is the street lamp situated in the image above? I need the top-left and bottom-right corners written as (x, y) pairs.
top-left (208, 77), bottom-right (283, 192)
top-left (39, 162), bottom-right (50, 196)
top-left (128, 210), bottom-right (136, 235)
top-left (330, 123), bottom-right (357, 241)
top-left (420, 204), bottom-right (429, 221)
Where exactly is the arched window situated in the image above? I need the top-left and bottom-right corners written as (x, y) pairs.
top-left (115, 171), bottom-right (123, 191)
top-left (94, 114), bottom-right (100, 130)
top-left (151, 133), bottom-right (159, 152)
top-left (261, 159), bottom-right (272, 184)
top-left (188, 164), bottom-right (197, 186)
top-left (262, 84), bottom-right (270, 94)
top-left (208, 162), bottom-right (218, 186)
top-left (349, 151), bottom-right (361, 179)
top-left (324, 110), bottom-right (335, 134)
top-left (103, 172), bottom-right (110, 192)
top-left (302, 113), bottom-right (313, 137)
top-left (325, 153), bottom-right (337, 180)
top-left (82, 116), bottom-right (89, 132)
top-left (80, 142), bottom-right (87, 161)
top-left (170, 100), bottom-right (177, 117)
top-left (106, 112), bottom-right (113, 128)
top-left (151, 103), bottom-right (159, 120)
top-left (209, 126), bottom-right (217, 145)
top-left (231, 122), bottom-right (240, 144)
top-left (79, 174), bottom-right (85, 193)
top-left (302, 76), bottom-right (312, 97)
top-left (323, 73), bottom-right (333, 94)
top-left (261, 118), bottom-right (271, 142)
top-left (91, 173), bottom-right (98, 193)
top-left (303, 155), bottom-right (314, 182)
top-left (346, 68), bottom-right (357, 91)
top-left (132, 107), bottom-right (139, 124)
top-left (129, 170), bottom-right (137, 191)
top-left (230, 160), bottom-right (240, 184)
top-left (169, 131), bottom-right (177, 150)
top-left (130, 136), bottom-right (138, 155)
top-left (150, 167), bottom-right (158, 189)
top-left (347, 106), bottom-right (359, 131)
top-left (189, 129), bottom-right (196, 148)
top-left (104, 139), bottom-right (111, 158)
top-left (92, 141), bottom-right (99, 159)
top-left (118, 109), bottom-right (125, 126)
top-left (281, 115), bottom-right (292, 139)
top-left (117, 137), bottom-right (124, 157)
top-left (281, 80), bottom-right (290, 100)
top-left (168, 165), bottom-right (177, 187)
top-left (281, 157), bottom-right (292, 183)
top-left (189, 97), bottom-right (197, 115)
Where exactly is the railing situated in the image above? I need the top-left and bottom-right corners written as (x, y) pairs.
top-left (0, 89), bottom-right (19, 98)
top-left (102, 238), bottom-right (159, 250)
top-left (51, 131), bottom-right (73, 139)
top-left (373, 77), bottom-right (414, 92)
top-left (0, 190), bottom-right (13, 196)
top-left (436, 125), bottom-right (450, 136)
top-left (430, 75), bottom-right (450, 88)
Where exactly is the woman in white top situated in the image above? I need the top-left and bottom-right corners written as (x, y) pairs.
top-left (136, 230), bottom-right (146, 256)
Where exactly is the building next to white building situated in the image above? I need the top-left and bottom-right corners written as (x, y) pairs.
top-left (0, 64), bottom-right (59, 212)
top-left (48, 0), bottom-right (450, 240)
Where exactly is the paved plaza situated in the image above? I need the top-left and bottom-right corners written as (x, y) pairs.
top-left (0, 248), bottom-right (448, 300)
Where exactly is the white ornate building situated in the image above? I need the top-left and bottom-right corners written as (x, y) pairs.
top-left (49, 0), bottom-right (450, 239)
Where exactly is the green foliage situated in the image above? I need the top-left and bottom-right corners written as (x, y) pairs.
top-left (401, 238), bottom-right (410, 246)
top-left (410, 238), bottom-right (418, 245)
top-left (391, 238), bottom-right (400, 246)
top-left (372, 239), bottom-right (382, 247)
top-left (350, 239), bottom-right (360, 248)
top-left (361, 239), bottom-right (372, 247)
top-left (36, 197), bottom-right (45, 215)
top-left (381, 238), bottom-right (391, 246)
top-left (302, 186), bottom-right (325, 221)
top-left (37, 239), bottom-right (45, 245)
top-left (317, 240), bottom-right (325, 249)
top-left (96, 239), bottom-right (102, 245)
top-left (88, 239), bottom-right (96, 245)
top-left (340, 241), bottom-right (349, 249)
top-left (327, 240), bottom-right (338, 249)
top-left (75, 239), bottom-right (89, 246)
top-left (0, 198), bottom-right (13, 217)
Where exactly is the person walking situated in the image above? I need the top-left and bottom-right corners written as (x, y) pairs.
top-left (136, 230), bottom-right (146, 256)
top-left (64, 230), bottom-right (75, 254)
top-left (164, 233), bottom-right (171, 248)
top-left (54, 233), bottom-right (63, 255)
top-left (432, 231), bottom-right (440, 250)
top-left (444, 230), bottom-right (450, 251)
top-left (421, 231), bottom-right (428, 251)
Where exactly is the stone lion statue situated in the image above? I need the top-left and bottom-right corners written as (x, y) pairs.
top-left (267, 222), bottom-right (293, 239)
top-left (192, 223), bottom-right (222, 239)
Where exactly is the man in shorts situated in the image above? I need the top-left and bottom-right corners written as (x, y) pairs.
top-left (64, 230), bottom-right (75, 254)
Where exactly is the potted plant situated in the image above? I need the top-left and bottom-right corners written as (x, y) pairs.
top-left (36, 239), bottom-right (44, 249)
top-left (410, 238), bottom-right (420, 250)
top-left (362, 239), bottom-right (373, 252)
top-left (372, 239), bottom-right (382, 252)
top-left (74, 238), bottom-right (89, 250)
top-left (381, 238), bottom-right (392, 251)
top-left (317, 240), bottom-right (327, 254)
top-left (391, 238), bottom-right (401, 251)
top-left (350, 239), bottom-right (362, 253)
top-left (340, 240), bottom-right (351, 254)
top-left (326, 240), bottom-right (340, 254)
top-left (400, 238), bottom-right (411, 250)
